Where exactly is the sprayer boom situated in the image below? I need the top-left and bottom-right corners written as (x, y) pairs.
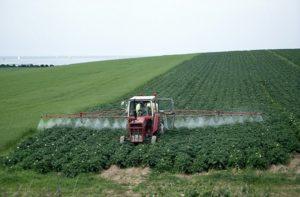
top-left (174, 110), bottom-right (261, 116)
top-left (41, 109), bottom-right (261, 120)
top-left (38, 95), bottom-right (263, 144)
top-left (41, 110), bottom-right (126, 119)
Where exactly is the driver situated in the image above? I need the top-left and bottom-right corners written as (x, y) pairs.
top-left (135, 102), bottom-right (141, 116)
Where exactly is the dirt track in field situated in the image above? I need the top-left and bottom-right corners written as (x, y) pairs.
top-left (100, 165), bottom-right (150, 185)
top-left (269, 153), bottom-right (300, 174)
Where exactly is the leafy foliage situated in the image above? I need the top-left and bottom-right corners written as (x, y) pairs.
top-left (2, 122), bottom-right (298, 177)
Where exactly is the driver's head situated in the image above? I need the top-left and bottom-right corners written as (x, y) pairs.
top-left (146, 102), bottom-right (151, 108)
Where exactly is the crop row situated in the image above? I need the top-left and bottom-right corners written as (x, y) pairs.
top-left (2, 122), bottom-right (298, 177)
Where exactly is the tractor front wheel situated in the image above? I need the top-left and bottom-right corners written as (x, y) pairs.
top-left (160, 123), bottom-right (165, 134)
top-left (151, 135), bottom-right (157, 144)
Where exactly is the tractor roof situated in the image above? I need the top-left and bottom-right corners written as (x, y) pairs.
top-left (129, 96), bottom-right (155, 101)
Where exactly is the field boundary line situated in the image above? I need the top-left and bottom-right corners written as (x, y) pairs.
top-left (86, 53), bottom-right (199, 112)
top-left (267, 50), bottom-right (300, 70)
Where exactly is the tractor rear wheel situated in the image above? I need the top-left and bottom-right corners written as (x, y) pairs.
top-left (120, 136), bottom-right (125, 144)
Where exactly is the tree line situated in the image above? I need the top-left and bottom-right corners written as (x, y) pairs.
top-left (0, 64), bottom-right (55, 68)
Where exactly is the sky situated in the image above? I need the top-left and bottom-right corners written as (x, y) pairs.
top-left (0, 0), bottom-right (299, 56)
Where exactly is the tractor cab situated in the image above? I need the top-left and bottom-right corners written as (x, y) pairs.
top-left (128, 96), bottom-right (157, 117)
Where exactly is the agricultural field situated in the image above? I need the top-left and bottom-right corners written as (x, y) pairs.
top-left (0, 54), bottom-right (194, 151)
top-left (272, 49), bottom-right (300, 67)
top-left (1, 49), bottom-right (300, 196)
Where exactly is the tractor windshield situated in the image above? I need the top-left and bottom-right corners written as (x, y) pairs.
top-left (129, 100), bottom-right (152, 116)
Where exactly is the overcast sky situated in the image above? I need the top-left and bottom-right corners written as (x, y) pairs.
top-left (0, 0), bottom-right (299, 56)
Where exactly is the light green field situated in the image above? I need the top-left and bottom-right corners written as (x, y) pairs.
top-left (0, 54), bottom-right (195, 150)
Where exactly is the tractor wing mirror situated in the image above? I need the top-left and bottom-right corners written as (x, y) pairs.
top-left (157, 98), bottom-right (174, 113)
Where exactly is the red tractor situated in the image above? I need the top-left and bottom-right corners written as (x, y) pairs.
top-left (120, 95), bottom-right (175, 144)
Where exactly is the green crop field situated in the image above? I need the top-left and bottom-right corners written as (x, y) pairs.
top-left (0, 54), bottom-right (194, 151)
top-left (1, 49), bottom-right (300, 196)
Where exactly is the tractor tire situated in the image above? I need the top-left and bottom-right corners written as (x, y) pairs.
top-left (151, 135), bottom-right (157, 144)
top-left (160, 123), bottom-right (165, 134)
top-left (120, 136), bottom-right (125, 144)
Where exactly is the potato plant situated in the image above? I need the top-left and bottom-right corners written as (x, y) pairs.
top-left (2, 121), bottom-right (297, 177)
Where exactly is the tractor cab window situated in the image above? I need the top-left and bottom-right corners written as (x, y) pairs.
top-left (129, 100), bottom-right (152, 116)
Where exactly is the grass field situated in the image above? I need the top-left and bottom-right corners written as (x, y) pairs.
top-left (0, 54), bottom-right (195, 151)
top-left (1, 165), bottom-right (299, 196)
top-left (1, 49), bottom-right (299, 196)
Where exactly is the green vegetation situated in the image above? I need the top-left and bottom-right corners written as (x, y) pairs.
top-left (135, 169), bottom-right (300, 196)
top-left (0, 166), bottom-right (299, 196)
top-left (1, 49), bottom-right (300, 196)
top-left (121, 50), bottom-right (300, 139)
top-left (2, 125), bottom-right (297, 177)
top-left (3, 49), bottom-right (300, 177)
top-left (0, 54), bottom-right (194, 151)
top-left (272, 49), bottom-right (300, 67)
top-left (0, 166), bottom-right (126, 196)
